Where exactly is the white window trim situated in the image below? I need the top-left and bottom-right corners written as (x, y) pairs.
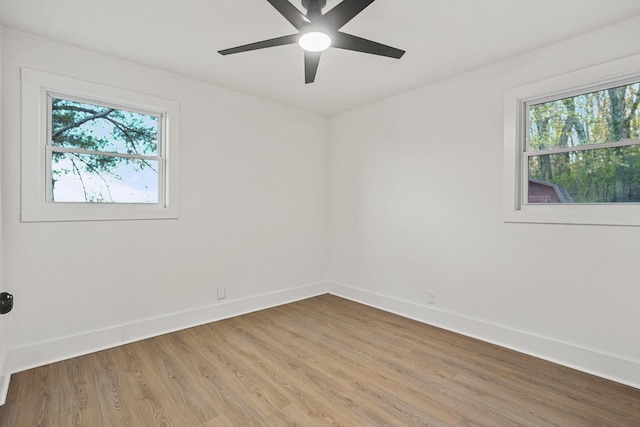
top-left (21, 68), bottom-right (180, 222)
top-left (503, 53), bottom-right (640, 226)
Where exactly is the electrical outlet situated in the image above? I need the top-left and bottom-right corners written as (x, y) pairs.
top-left (427, 290), bottom-right (436, 305)
top-left (217, 287), bottom-right (226, 300)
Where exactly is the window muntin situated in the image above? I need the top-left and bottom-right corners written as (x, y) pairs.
top-left (524, 80), bottom-right (640, 205)
top-left (47, 95), bottom-right (163, 204)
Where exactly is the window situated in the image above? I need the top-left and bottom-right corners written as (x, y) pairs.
top-left (527, 82), bottom-right (640, 204)
top-left (503, 53), bottom-right (640, 226)
top-left (21, 68), bottom-right (179, 222)
top-left (48, 96), bottom-right (162, 204)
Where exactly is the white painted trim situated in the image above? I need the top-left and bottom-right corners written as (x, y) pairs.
top-left (0, 375), bottom-right (9, 407)
top-left (0, 345), bottom-right (8, 406)
top-left (0, 281), bottom-right (328, 405)
top-left (327, 281), bottom-right (640, 390)
top-left (20, 67), bottom-right (180, 222)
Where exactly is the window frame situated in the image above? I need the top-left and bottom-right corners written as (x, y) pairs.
top-left (503, 53), bottom-right (640, 226)
top-left (21, 68), bottom-right (180, 222)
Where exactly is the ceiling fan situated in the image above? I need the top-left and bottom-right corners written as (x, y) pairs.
top-left (218, 0), bottom-right (405, 84)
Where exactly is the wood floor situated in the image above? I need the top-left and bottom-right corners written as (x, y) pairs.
top-left (1, 294), bottom-right (638, 426)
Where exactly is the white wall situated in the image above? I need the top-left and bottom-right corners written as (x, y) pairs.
top-left (0, 29), bottom-right (328, 379)
top-left (328, 16), bottom-right (640, 388)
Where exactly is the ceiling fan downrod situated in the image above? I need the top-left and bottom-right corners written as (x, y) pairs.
top-left (302, 0), bottom-right (326, 19)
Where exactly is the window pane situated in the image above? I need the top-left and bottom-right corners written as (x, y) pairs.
top-left (51, 97), bottom-right (159, 156)
top-left (51, 152), bottom-right (158, 203)
top-left (528, 145), bottom-right (640, 203)
top-left (529, 82), bottom-right (640, 151)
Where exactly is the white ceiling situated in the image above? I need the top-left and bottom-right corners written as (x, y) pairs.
top-left (2, 0), bottom-right (640, 115)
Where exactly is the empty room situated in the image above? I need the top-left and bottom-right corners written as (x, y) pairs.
top-left (1, 0), bottom-right (640, 425)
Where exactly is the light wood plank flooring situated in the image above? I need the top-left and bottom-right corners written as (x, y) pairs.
top-left (1, 294), bottom-right (638, 426)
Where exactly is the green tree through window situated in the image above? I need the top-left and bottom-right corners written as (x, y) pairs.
top-left (528, 81), bottom-right (640, 203)
top-left (49, 97), bottom-right (161, 203)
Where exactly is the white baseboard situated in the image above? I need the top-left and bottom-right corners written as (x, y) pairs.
top-left (0, 346), bottom-right (8, 406)
top-left (2, 279), bottom-right (637, 406)
top-left (327, 281), bottom-right (640, 390)
top-left (0, 281), bottom-right (328, 405)
top-left (0, 375), bottom-right (8, 407)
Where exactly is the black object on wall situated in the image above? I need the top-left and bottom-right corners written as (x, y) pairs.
top-left (0, 292), bottom-right (13, 315)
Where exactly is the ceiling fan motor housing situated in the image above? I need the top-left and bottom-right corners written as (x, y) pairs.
top-left (302, 0), bottom-right (326, 19)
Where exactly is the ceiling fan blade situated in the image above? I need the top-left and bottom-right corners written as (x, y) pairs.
top-left (304, 51), bottom-right (321, 84)
top-left (218, 34), bottom-right (298, 55)
top-left (331, 31), bottom-right (405, 59)
top-left (266, 0), bottom-right (310, 29)
top-left (320, 0), bottom-right (376, 30)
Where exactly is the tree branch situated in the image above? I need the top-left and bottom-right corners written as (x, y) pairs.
top-left (68, 153), bottom-right (116, 202)
top-left (69, 158), bottom-right (89, 201)
top-left (52, 109), bottom-right (115, 142)
top-left (105, 117), bottom-right (158, 173)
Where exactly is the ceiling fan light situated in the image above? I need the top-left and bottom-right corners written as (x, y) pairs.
top-left (298, 32), bottom-right (331, 52)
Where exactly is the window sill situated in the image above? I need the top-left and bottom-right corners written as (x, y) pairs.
top-left (503, 203), bottom-right (640, 226)
top-left (21, 202), bottom-right (179, 223)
